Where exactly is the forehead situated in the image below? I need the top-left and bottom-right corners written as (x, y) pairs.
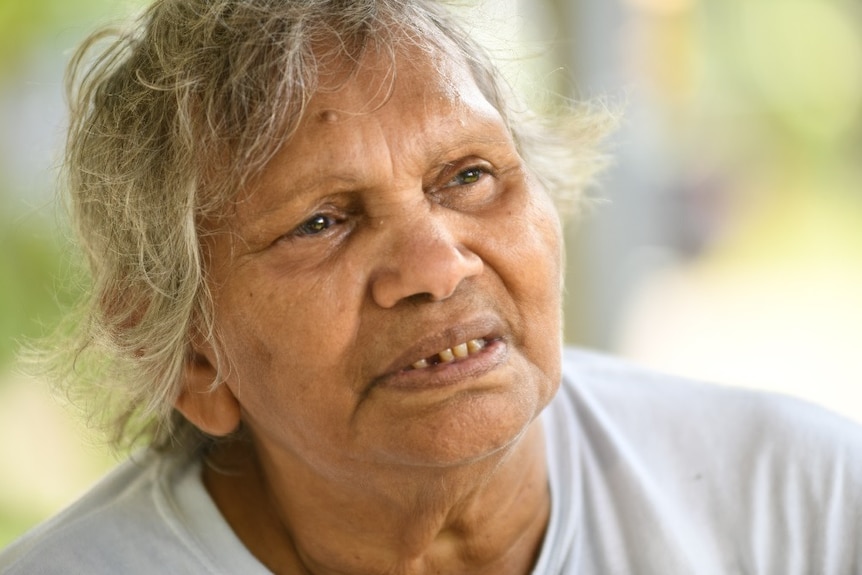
top-left (305, 40), bottom-right (502, 142)
top-left (229, 41), bottom-right (511, 215)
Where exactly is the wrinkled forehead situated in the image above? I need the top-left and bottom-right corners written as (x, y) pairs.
top-left (208, 44), bottom-right (513, 246)
top-left (201, 23), bottom-right (511, 235)
top-left (225, 39), bottom-right (505, 196)
top-left (315, 45), bottom-right (495, 123)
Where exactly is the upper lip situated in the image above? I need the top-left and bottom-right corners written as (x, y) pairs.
top-left (373, 315), bottom-right (506, 382)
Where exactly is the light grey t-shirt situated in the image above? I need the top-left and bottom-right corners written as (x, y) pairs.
top-left (3, 348), bottom-right (861, 574)
top-left (533, 349), bottom-right (862, 573)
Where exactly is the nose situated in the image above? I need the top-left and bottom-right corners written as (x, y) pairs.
top-left (370, 213), bottom-right (483, 308)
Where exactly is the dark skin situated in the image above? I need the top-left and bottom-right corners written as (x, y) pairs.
top-left (175, 40), bottom-right (563, 574)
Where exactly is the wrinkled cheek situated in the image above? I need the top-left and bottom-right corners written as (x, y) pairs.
top-left (217, 325), bottom-right (275, 409)
top-left (210, 288), bottom-right (287, 405)
top-left (523, 198), bottom-right (564, 385)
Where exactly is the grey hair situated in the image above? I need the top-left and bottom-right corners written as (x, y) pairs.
top-left (50, 0), bottom-right (612, 453)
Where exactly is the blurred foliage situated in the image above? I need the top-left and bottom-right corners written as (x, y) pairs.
top-left (0, 0), bottom-right (145, 371)
top-left (0, 510), bottom-right (36, 552)
top-left (614, 0), bottom-right (862, 422)
top-left (1, 2), bottom-right (146, 549)
top-left (0, 3), bottom-right (66, 75)
top-left (0, 211), bottom-right (79, 368)
top-left (0, 0), bottom-right (141, 74)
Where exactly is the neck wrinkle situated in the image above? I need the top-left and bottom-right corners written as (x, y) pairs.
top-left (206, 419), bottom-right (550, 575)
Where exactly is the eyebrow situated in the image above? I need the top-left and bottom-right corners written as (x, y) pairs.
top-left (239, 116), bottom-right (515, 223)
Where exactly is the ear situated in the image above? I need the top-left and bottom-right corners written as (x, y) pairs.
top-left (175, 347), bottom-right (241, 437)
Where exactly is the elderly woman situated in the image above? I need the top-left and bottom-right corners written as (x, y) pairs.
top-left (2, 1), bottom-right (862, 574)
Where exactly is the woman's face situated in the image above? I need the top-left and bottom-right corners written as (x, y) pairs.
top-left (194, 43), bottom-right (564, 479)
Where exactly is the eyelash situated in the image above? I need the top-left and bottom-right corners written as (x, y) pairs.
top-left (445, 166), bottom-right (490, 188)
top-left (294, 213), bottom-right (341, 237)
top-left (287, 165), bottom-right (493, 240)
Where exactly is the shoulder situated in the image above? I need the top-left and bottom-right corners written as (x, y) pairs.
top-left (558, 346), bottom-right (862, 456)
top-left (550, 347), bottom-right (862, 572)
top-left (0, 451), bottom-right (207, 574)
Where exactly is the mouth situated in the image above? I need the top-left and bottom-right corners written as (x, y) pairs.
top-left (372, 317), bottom-right (509, 391)
top-left (406, 338), bottom-right (490, 371)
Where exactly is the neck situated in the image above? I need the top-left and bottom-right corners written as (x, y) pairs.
top-left (204, 420), bottom-right (550, 575)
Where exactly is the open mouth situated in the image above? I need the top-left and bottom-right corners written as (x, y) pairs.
top-left (406, 338), bottom-right (490, 370)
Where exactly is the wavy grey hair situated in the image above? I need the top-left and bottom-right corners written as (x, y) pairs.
top-left (53, 0), bottom-right (611, 453)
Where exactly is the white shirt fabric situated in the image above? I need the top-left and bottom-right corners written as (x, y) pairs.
top-left (2, 348), bottom-right (861, 574)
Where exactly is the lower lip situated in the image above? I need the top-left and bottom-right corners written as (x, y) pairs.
top-left (374, 339), bottom-right (508, 391)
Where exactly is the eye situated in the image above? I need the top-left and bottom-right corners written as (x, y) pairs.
top-left (295, 213), bottom-right (337, 236)
top-left (447, 167), bottom-right (487, 187)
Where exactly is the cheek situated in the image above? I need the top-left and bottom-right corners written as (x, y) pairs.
top-left (481, 186), bottom-right (563, 378)
top-left (499, 191), bottom-right (563, 309)
top-left (214, 269), bottom-right (357, 404)
top-left (213, 275), bottom-right (367, 459)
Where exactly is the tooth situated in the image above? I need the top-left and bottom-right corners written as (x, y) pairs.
top-left (452, 343), bottom-right (469, 358)
top-left (467, 339), bottom-right (485, 354)
top-left (412, 358), bottom-right (429, 370)
top-left (438, 348), bottom-right (455, 363)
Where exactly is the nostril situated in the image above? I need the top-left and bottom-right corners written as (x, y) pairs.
top-left (405, 292), bottom-right (436, 305)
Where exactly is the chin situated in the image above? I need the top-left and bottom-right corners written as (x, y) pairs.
top-left (371, 385), bottom-right (548, 470)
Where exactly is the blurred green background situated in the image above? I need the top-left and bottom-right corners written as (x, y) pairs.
top-left (2, 0), bottom-right (861, 550)
top-left (0, 0), bottom-right (145, 547)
